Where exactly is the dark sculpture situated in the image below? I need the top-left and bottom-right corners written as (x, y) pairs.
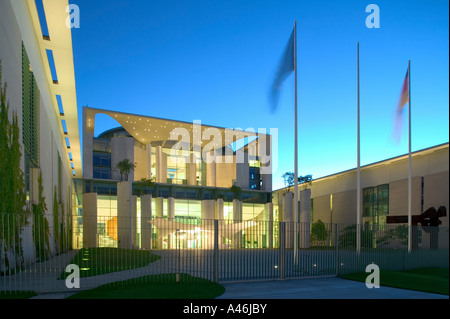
top-left (386, 206), bottom-right (447, 250)
top-left (418, 206), bottom-right (446, 228)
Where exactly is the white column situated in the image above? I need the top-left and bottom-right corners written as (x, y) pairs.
top-left (141, 194), bottom-right (152, 250)
top-left (117, 181), bottom-right (132, 249)
top-left (168, 197), bottom-right (175, 249)
top-left (132, 195), bottom-right (138, 249)
top-left (83, 193), bottom-right (97, 248)
top-left (283, 192), bottom-right (294, 249)
top-left (264, 202), bottom-right (274, 249)
top-left (232, 199), bottom-right (243, 248)
top-left (206, 151), bottom-right (216, 187)
top-left (82, 108), bottom-right (94, 179)
top-left (155, 146), bottom-right (167, 183)
top-left (147, 144), bottom-right (152, 180)
top-left (299, 189), bottom-right (311, 249)
top-left (201, 199), bottom-right (216, 248)
top-left (111, 136), bottom-right (135, 181)
top-left (188, 152), bottom-right (197, 185)
top-left (216, 198), bottom-right (224, 220)
top-left (154, 197), bottom-right (164, 249)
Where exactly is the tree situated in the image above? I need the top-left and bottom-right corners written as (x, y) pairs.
top-left (230, 184), bottom-right (242, 200)
top-left (281, 172), bottom-right (313, 192)
top-left (282, 172), bottom-right (295, 191)
top-left (311, 219), bottom-right (328, 246)
top-left (137, 177), bottom-right (155, 195)
top-left (298, 174), bottom-right (313, 190)
top-left (115, 158), bottom-right (135, 181)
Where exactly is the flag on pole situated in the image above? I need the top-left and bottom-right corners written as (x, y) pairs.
top-left (397, 69), bottom-right (410, 113)
top-left (269, 28), bottom-right (295, 112)
top-left (393, 68), bottom-right (410, 143)
top-left (269, 22), bottom-right (299, 264)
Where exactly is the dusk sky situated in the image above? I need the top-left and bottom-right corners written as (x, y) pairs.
top-left (69, 0), bottom-right (449, 190)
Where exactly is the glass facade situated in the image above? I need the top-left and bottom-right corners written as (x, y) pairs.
top-left (363, 184), bottom-right (389, 225)
top-left (73, 177), bottom-right (272, 250)
top-left (90, 197), bottom-right (268, 248)
top-left (249, 158), bottom-right (262, 190)
top-left (93, 138), bottom-right (111, 179)
top-left (165, 148), bottom-right (187, 184)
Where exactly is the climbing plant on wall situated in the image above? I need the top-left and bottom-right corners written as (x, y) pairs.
top-left (53, 186), bottom-right (60, 254)
top-left (32, 170), bottom-right (50, 261)
top-left (0, 60), bottom-right (29, 272)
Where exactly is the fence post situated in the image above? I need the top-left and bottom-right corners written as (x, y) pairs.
top-left (279, 222), bottom-right (285, 280)
top-left (335, 223), bottom-right (339, 276)
top-left (213, 219), bottom-right (219, 283)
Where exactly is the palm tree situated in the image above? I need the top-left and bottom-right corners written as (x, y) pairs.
top-left (115, 159), bottom-right (135, 181)
top-left (137, 177), bottom-right (155, 195)
top-left (230, 184), bottom-right (242, 200)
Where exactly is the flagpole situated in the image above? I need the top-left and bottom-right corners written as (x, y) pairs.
top-left (357, 42), bottom-right (361, 254)
top-left (408, 60), bottom-right (412, 253)
top-left (293, 20), bottom-right (299, 265)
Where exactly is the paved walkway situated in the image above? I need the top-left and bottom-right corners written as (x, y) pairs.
top-left (29, 276), bottom-right (448, 300)
top-left (216, 277), bottom-right (448, 299)
top-left (1, 250), bottom-right (446, 300)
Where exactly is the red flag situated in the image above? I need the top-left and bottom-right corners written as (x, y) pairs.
top-left (393, 68), bottom-right (409, 143)
top-left (397, 69), bottom-right (409, 115)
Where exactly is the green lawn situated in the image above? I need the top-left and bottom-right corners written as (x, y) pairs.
top-left (0, 291), bottom-right (37, 299)
top-left (66, 273), bottom-right (225, 299)
top-left (59, 247), bottom-right (161, 279)
top-left (340, 267), bottom-right (449, 295)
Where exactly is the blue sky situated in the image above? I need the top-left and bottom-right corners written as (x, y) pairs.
top-left (69, 0), bottom-right (449, 190)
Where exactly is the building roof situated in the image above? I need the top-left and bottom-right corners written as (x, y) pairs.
top-left (84, 106), bottom-right (268, 150)
top-left (24, 0), bottom-right (82, 176)
top-left (274, 142), bottom-right (449, 192)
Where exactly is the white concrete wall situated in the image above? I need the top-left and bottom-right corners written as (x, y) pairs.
top-left (111, 136), bottom-right (135, 181)
top-left (1, 0), bottom-right (74, 260)
top-left (134, 145), bottom-right (148, 181)
top-left (117, 181), bottom-right (132, 249)
top-left (140, 194), bottom-right (152, 250)
top-left (83, 193), bottom-right (97, 248)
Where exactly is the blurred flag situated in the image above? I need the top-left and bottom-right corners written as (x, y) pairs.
top-left (393, 68), bottom-right (409, 143)
top-left (269, 28), bottom-right (295, 112)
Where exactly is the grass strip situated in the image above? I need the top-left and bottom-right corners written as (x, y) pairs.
top-left (340, 267), bottom-right (449, 295)
top-left (0, 291), bottom-right (37, 299)
top-left (66, 273), bottom-right (225, 299)
top-left (59, 247), bottom-right (161, 279)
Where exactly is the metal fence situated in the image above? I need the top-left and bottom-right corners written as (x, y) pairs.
top-left (1, 213), bottom-right (448, 294)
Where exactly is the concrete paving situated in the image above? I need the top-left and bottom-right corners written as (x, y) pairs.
top-left (216, 276), bottom-right (449, 299)
top-left (3, 249), bottom-right (446, 300)
top-left (28, 276), bottom-right (449, 299)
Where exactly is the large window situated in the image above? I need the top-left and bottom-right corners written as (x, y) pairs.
top-left (174, 199), bottom-right (201, 224)
top-left (242, 203), bottom-right (265, 220)
top-left (165, 149), bottom-right (187, 184)
top-left (249, 158), bottom-right (262, 190)
top-left (93, 152), bottom-right (111, 179)
top-left (22, 44), bottom-right (40, 200)
top-left (195, 152), bottom-right (206, 186)
top-left (22, 43), bottom-right (40, 168)
top-left (363, 184), bottom-right (389, 224)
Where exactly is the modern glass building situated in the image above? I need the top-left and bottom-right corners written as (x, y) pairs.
top-left (77, 107), bottom-right (275, 249)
